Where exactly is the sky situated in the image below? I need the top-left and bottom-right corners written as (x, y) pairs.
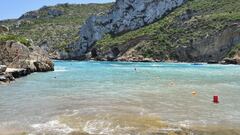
top-left (0, 0), bottom-right (114, 20)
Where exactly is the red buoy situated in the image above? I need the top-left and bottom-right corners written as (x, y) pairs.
top-left (213, 96), bottom-right (219, 103)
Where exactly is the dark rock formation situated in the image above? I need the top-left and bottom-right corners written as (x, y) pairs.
top-left (0, 72), bottom-right (15, 83)
top-left (221, 58), bottom-right (239, 64)
top-left (7, 68), bottom-right (29, 78)
top-left (179, 9), bottom-right (194, 21)
top-left (47, 9), bottom-right (64, 17)
top-left (0, 65), bottom-right (7, 73)
top-left (63, 0), bottom-right (186, 59)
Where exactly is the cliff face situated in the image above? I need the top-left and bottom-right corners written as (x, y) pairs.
top-left (63, 0), bottom-right (186, 59)
top-left (175, 24), bottom-right (240, 62)
top-left (0, 3), bottom-right (112, 58)
top-left (92, 0), bottom-right (240, 64)
top-left (2, 0), bottom-right (240, 64)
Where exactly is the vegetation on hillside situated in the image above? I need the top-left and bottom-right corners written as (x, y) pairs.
top-left (0, 34), bottom-right (31, 47)
top-left (0, 3), bottom-right (112, 52)
top-left (96, 0), bottom-right (240, 59)
top-left (228, 43), bottom-right (240, 57)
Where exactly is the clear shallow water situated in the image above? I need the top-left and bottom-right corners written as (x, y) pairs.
top-left (0, 61), bottom-right (240, 135)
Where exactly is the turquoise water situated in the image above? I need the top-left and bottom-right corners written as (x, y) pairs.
top-left (0, 61), bottom-right (240, 134)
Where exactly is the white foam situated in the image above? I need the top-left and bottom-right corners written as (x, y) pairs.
top-left (64, 109), bottom-right (79, 116)
top-left (31, 120), bottom-right (74, 135)
top-left (54, 69), bottom-right (68, 72)
top-left (54, 66), bottom-right (68, 72)
top-left (157, 127), bottom-right (182, 134)
top-left (83, 120), bottom-right (114, 134)
top-left (83, 120), bottom-right (137, 134)
top-left (178, 120), bottom-right (192, 128)
top-left (0, 121), bottom-right (19, 128)
top-left (54, 70), bottom-right (67, 72)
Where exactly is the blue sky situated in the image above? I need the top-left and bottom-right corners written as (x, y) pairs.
top-left (0, 0), bottom-right (114, 20)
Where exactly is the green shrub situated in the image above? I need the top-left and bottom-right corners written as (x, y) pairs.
top-left (0, 34), bottom-right (31, 47)
top-left (228, 43), bottom-right (240, 57)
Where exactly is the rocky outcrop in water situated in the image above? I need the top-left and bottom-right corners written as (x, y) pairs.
top-left (0, 41), bottom-right (54, 83)
top-left (0, 65), bottom-right (7, 73)
top-left (63, 0), bottom-right (186, 59)
top-left (0, 41), bottom-right (54, 71)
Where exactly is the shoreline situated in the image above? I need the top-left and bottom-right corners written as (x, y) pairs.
top-left (0, 67), bottom-right (54, 84)
top-left (1, 59), bottom-right (239, 84)
top-left (0, 118), bottom-right (239, 135)
top-left (53, 59), bottom-right (240, 65)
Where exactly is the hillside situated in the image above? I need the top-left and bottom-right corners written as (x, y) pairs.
top-left (0, 3), bottom-right (112, 57)
top-left (93, 0), bottom-right (240, 63)
top-left (1, 0), bottom-right (240, 64)
top-left (63, 0), bottom-right (186, 60)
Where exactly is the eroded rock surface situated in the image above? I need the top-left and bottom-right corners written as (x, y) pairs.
top-left (175, 24), bottom-right (240, 63)
top-left (63, 0), bottom-right (186, 59)
top-left (0, 41), bottom-right (54, 83)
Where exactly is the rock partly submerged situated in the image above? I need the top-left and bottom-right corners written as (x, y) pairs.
top-left (0, 65), bottom-right (7, 73)
top-left (0, 41), bottom-right (54, 84)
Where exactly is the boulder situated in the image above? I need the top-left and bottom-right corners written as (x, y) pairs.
top-left (0, 40), bottom-right (54, 83)
top-left (0, 65), bottom-right (7, 73)
top-left (33, 61), bottom-right (54, 72)
top-left (0, 73), bottom-right (14, 83)
top-left (0, 75), bottom-right (6, 82)
top-left (207, 60), bottom-right (219, 64)
top-left (0, 41), bottom-right (31, 68)
top-left (222, 58), bottom-right (238, 64)
top-left (6, 68), bottom-right (29, 78)
top-left (28, 46), bottom-right (54, 72)
top-left (0, 41), bottom-right (54, 71)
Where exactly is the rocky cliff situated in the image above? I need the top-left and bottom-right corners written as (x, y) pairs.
top-left (0, 41), bottom-right (54, 71)
top-left (91, 0), bottom-right (240, 64)
top-left (2, 0), bottom-right (240, 64)
top-left (175, 23), bottom-right (240, 63)
top-left (63, 0), bottom-right (186, 59)
top-left (0, 41), bottom-right (54, 83)
top-left (0, 3), bottom-right (112, 58)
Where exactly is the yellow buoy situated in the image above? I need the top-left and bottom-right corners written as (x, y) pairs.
top-left (192, 91), bottom-right (197, 96)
